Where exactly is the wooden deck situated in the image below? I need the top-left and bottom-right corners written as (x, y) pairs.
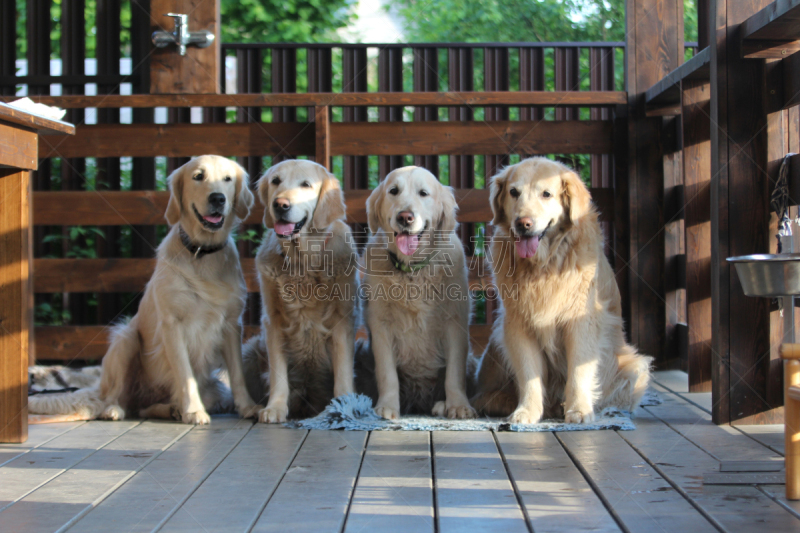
top-left (1, 371), bottom-right (796, 533)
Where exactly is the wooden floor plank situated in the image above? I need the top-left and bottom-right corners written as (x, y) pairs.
top-left (0, 421), bottom-right (189, 533)
top-left (731, 424), bottom-right (785, 455)
top-left (250, 430), bottom-right (367, 533)
top-left (651, 376), bottom-right (712, 414)
top-left (69, 417), bottom-right (252, 532)
top-left (345, 431), bottom-right (434, 533)
top-left (0, 421), bottom-right (139, 513)
top-left (758, 485), bottom-right (800, 517)
top-left (652, 370), bottom-right (690, 392)
top-left (620, 409), bottom-right (799, 531)
top-left (644, 388), bottom-right (782, 462)
top-left (159, 425), bottom-right (307, 533)
top-left (433, 431), bottom-right (528, 533)
top-left (0, 421), bottom-right (85, 467)
top-left (495, 432), bottom-right (621, 533)
top-left (558, 430), bottom-right (717, 533)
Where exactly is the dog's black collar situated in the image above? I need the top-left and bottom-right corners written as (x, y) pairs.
top-left (179, 227), bottom-right (226, 259)
top-left (387, 250), bottom-right (433, 273)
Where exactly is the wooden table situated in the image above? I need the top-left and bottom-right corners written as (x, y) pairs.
top-left (0, 102), bottom-right (74, 443)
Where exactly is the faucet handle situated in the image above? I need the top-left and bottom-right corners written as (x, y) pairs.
top-left (165, 13), bottom-right (188, 29)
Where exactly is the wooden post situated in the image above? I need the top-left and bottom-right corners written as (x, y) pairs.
top-left (626, 0), bottom-right (684, 364)
top-left (710, 0), bottom-right (779, 424)
top-left (149, 0), bottom-right (220, 94)
top-left (0, 104), bottom-right (74, 443)
top-left (682, 78), bottom-right (712, 392)
top-left (315, 106), bottom-right (331, 172)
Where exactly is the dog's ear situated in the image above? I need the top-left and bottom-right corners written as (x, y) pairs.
top-left (233, 162), bottom-right (255, 221)
top-left (165, 164), bottom-right (186, 226)
top-left (436, 184), bottom-right (459, 233)
top-left (311, 171), bottom-right (346, 230)
top-left (256, 169), bottom-right (274, 229)
top-left (366, 180), bottom-right (386, 234)
top-left (489, 166), bottom-right (512, 226)
top-left (562, 170), bottom-right (592, 222)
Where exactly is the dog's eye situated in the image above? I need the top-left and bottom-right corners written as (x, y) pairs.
top-left (542, 190), bottom-right (551, 198)
top-left (419, 190), bottom-right (429, 197)
top-left (301, 181), bottom-right (312, 188)
top-left (224, 176), bottom-right (232, 182)
top-left (271, 176), bottom-right (281, 185)
top-left (509, 188), bottom-right (520, 199)
top-left (389, 186), bottom-right (399, 196)
top-left (193, 172), bottom-right (204, 182)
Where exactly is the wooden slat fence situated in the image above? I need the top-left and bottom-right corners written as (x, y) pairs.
top-left (3, 2), bottom-right (637, 362)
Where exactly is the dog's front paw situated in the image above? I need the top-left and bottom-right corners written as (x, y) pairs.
top-left (432, 401), bottom-right (477, 420)
top-left (565, 409), bottom-right (595, 424)
top-left (374, 404), bottom-right (399, 420)
top-left (508, 406), bottom-right (543, 424)
top-left (237, 403), bottom-right (261, 419)
top-left (259, 403), bottom-right (288, 424)
top-left (99, 404), bottom-right (125, 421)
top-left (182, 409), bottom-right (211, 425)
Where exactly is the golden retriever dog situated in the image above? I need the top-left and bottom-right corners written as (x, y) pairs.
top-left (29, 155), bottom-right (260, 424)
top-left (471, 157), bottom-right (651, 424)
top-left (242, 159), bottom-right (358, 423)
top-left (355, 166), bottom-right (476, 420)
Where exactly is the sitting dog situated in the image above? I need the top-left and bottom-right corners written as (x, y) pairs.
top-left (242, 159), bottom-right (358, 423)
top-left (471, 157), bottom-right (652, 423)
top-left (355, 166), bottom-right (476, 420)
top-left (29, 155), bottom-right (260, 424)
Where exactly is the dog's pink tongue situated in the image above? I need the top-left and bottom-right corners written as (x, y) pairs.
top-left (274, 222), bottom-right (295, 236)
top-left (515, 236), bottom-right (540, 259)
top-left (396, 233), bottom-right (420, 256)
top-left (203, 214), bottom-right (223, 224)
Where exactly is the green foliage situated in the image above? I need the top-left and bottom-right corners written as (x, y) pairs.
top-left (390, 0), bottom-right (626, 43)
top-left (221, 0), bottom-right (358, 43)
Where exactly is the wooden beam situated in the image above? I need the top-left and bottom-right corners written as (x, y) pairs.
top-left (644, 48), bottom-right (710, 115)
top-left (0, 91), bottom-right (629, 109)
top-left (0, 102), bottom-right (75, 135)
top-left (742, 39), bottom-right (800, 59)
top-left (38, 120), bottom-right (613, 159)
top-left (682, 78), bottom-right (712, 392)
top-left (627, 0), bottom-right (684, 366)
top-left (0, 123), bottom-right (37, 170)
top-left (330, 121), bottom-right (613, 156)
top-left (32, 188), bottom-right (615, 226)
top-left (33, 324), bottom-right (492, 361)
top-left (38, 122), bottom-right (315, 159)
top-left (314, 105), bottom-right (330, 170)
top-left (741, 0), bottom-right (800, 41)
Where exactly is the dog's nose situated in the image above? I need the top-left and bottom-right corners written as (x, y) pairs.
top-left (273, 198), bottom-right (291, 212)
top-left (515, 217), bottom-right (534, 232)
top-left (208, 192), bottom-right (226, 209)
top-left (396, 211), bottom-right (415, 226)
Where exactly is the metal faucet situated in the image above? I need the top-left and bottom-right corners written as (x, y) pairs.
top-left (151, 13), bottom-right (214, 56)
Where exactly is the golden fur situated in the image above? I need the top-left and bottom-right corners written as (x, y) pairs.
top-left (29, 155), bottom-right (259, 424)
top-left (243, 160), bottom-right (358, 423)
top-left (355, 166), bottom-right (476, 419)
top-left (471, 157), bottom-right (652, 424)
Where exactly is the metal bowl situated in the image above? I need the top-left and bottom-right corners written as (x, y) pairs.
top-left (727, 253), bottom-right (800, 297)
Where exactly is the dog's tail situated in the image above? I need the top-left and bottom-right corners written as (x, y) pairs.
top-left (603, 344), bottom-right (653, 413)
top-left (28, 320), bottom-right (141, 420)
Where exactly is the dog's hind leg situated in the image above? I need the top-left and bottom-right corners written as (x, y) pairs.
top-left (604, 346), bottom-right (653, 412)
top-left (97, 318), bottom-right (142, 420)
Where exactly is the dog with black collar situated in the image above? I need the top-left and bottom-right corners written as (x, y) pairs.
top-left (355, 166), bottom-right (476, 420)
top-left (29, 155), bottom-right (260, 424)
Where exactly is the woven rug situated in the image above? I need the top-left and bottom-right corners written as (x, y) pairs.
top-left (286, 390), bottom-right (661, 432)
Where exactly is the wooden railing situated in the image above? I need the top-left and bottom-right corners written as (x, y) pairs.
top-left (9, 92), bottom-right (625, 362)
